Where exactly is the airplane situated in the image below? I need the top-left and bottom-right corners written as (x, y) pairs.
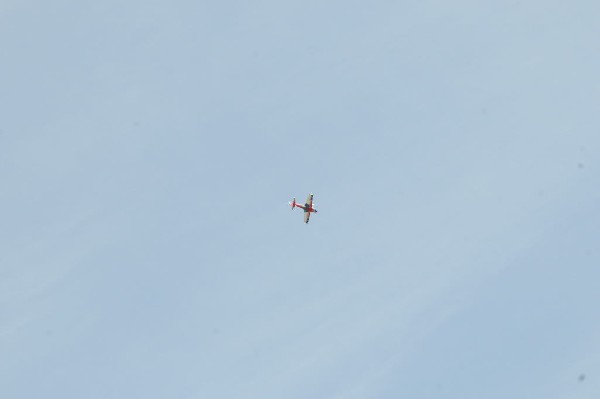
top-left (289, 193), bottom-right (318, 223)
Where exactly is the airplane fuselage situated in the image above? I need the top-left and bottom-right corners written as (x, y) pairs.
top-left (303, 203), bottom-right (317, 213)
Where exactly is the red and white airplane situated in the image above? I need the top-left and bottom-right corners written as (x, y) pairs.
top-left (289, 193), bottom-right (318, 223)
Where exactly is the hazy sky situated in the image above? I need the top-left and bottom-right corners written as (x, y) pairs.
top-left (2, 1), bottom-right (600, 398)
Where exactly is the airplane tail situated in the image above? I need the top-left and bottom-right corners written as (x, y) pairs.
top-left (289, 198), bottom-right (296, 209)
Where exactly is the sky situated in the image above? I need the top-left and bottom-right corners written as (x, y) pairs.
top-left (1, 1), bottom-right (600, 398)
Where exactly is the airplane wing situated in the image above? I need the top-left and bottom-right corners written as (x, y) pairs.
top-left (306, 193), bottom-right (313, 208)
top-left (304, 210), bottom-right (310, 224)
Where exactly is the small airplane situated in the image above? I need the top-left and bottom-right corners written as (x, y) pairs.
top-left (289, 193), bottom-right (318, 223)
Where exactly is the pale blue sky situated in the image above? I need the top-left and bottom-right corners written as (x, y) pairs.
top-left (1, 1), bottom-right (600, 398)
